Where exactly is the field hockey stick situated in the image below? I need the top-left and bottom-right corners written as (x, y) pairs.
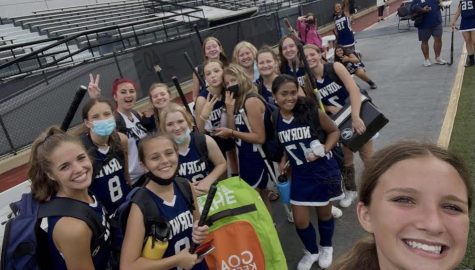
top-left (184, 52), bottom-right (207, 90)
top-left (171, 76), bottom-right (197, 125)
top-left (239, 108), bottom-right (278, 182)
top-left (448, 29), bottom-right (454, 66)
top-left (153, 64), bottom-right (164, 83)
top-left (283, 17), bottom-right (295, 34)
top-left (193, 24), bottom-right (203, 45)
top-left (60, 85), bottom-right (87, 131)
top-left (296, 42), bottom-right (326, 112)
top-left (189, 184), bottom-right (217, 254)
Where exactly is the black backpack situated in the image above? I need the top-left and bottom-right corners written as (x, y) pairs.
top-left (1, 193), bottom-right (107, 270)
top-left (193, 132), bottom-right (213, 171)
top-left (110, 177), bottom-right (194, 269)
top-left (242, 92), bottom-right (284, 162)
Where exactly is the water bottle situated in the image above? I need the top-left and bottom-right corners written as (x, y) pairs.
top-left (276, 175), bottom-right (290, 204)
top-left (141, 223), bottom-right (170, 260)
top-left (142, 236), bottom-right (168, 260)
top-left (310, 140), bottom-right (326, 157)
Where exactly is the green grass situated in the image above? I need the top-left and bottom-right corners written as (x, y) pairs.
top-left (448, 67), bottom-right (475, 269)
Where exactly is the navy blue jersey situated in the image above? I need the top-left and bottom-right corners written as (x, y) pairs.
top-left (256, 78), bottom-right (276, 105)
top-left (280, 63), bottom-right (306, 87)
top-left (81, 134), bottom-right (130, 214)
top-left (276, 115), bottom-right (343, 205)
top-left (46, 195), bottom-right (111, 270)
top-left (198, 89), bottom-right (226, 131)
top-left (234, 110), bottom-right (269, 189)
top-left (177, 133), bottom-right (210, 182)
top-left (316, 74), bottom-right (349, 108)
top-left (334, 14), bottom-right (355, 46)
top-left (145, 184), bottom-right (208, 270)
top-left (461, 0), bottom-right (475, 17)
top-left (336, 58), bottom-right (365, 75)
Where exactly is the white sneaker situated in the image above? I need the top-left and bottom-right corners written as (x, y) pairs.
top-left (424, 59), bottom-right (432, 67)
top-left (318, 246), bottom-right (334, 269)
top-left (339, 191), bottom-right (357, 208)
top-left (435, 57), bottom-right (447, 65)
top-left (331, 205), bottom-right (343, 219)
top-left (297, 250), bottom-right (319, 270)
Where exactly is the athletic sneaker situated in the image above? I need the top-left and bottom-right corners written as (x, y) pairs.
top-left (331, 205), bottom-right (343, 218)
top-left (424, 59), bottom-right (432, 67)
top-left (297, 250), bottom-right (319, 270)
top-left (369, 81), bottom-right (378, 89)
top-left (318, 246), bottom-right (334, 269)
top-left (339, 191), bottom-right (357, 208)
top-left (435, 57), bottom-right (447, 65)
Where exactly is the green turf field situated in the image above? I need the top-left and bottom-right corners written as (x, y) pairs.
top-left (448, 66), bottom-right (475, 269)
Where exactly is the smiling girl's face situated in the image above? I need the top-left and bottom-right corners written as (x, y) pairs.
top-left (357, 155), bottom-right (470, 270)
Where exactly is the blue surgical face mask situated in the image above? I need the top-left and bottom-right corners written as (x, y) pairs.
top-left (174, 128), bottom-right (191, 145)
top-left (91, 117), bottom-right (116, 137)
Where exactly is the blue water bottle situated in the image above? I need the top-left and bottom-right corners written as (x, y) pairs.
top-left (276, 175), bottom-right (290, 204)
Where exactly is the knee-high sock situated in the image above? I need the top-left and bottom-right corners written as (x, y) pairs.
top-left (296, 223), bottom-right (318, 254)
top-left (318, 218), bottom-right (335, 247)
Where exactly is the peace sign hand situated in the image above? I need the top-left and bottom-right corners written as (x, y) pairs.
top-left (88, 73), bottom-right (101, 98)
top-left (201, 94), bottom-right (219, 119)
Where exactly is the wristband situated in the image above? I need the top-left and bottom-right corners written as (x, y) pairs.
top-left (231, 130), bottom-right (235, 137)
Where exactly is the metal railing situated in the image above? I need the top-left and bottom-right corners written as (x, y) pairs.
top-left (0, 8), bottom-right (206, 82)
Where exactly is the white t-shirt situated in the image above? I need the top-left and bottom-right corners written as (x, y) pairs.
top-left (118, 111), bottom-right (147, 184)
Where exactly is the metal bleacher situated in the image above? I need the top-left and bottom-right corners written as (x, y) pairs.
top-left (0, 0), bottom-right (209, 81)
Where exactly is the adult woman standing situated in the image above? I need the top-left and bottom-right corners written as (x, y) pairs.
top-left (303, 44), bottom-right (371, 208)
top-left (81, 97), bottom-right (131, 214)
top-left (272, 75), bottom-right (343, 270)
top-left (191, 37), bottom-right (228, 101)
top-left (330, 141), bottom-right (473, 270)
top-left (451, 0), bottom-right (475, 67)
top-left (29, 126), bottom-right (111, 269)
top-left (160, 103), bottom-right (227, 195)
top-left (214, 64), bottom-right (272, 212)
top-left (232, 41), bottom-right (260, 81)
top-left (120, 133), bottom-right (209, 270)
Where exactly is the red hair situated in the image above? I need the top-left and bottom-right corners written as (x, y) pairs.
top-left (111, 78), bottom-right (138, 97)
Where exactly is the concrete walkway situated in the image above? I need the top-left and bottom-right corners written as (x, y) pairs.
top-left (274, 1), bottom-right (466, 268)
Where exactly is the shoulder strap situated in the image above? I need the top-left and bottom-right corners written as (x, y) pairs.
top-left (114, 112), bottom-right (127, 134)
top-left (38, 197), bottom-right (104, 248)
top-left (193, 132), bottom-right (208, 165)
top-left (175, 177), bottom-right (195, 212)
top-left (130, 188), bottom-right (161, 237)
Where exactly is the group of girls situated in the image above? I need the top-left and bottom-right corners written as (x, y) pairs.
top-left (27, 4), bottom-right (380, 267)
top-left (182, 28), bottom-right (376, 268)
